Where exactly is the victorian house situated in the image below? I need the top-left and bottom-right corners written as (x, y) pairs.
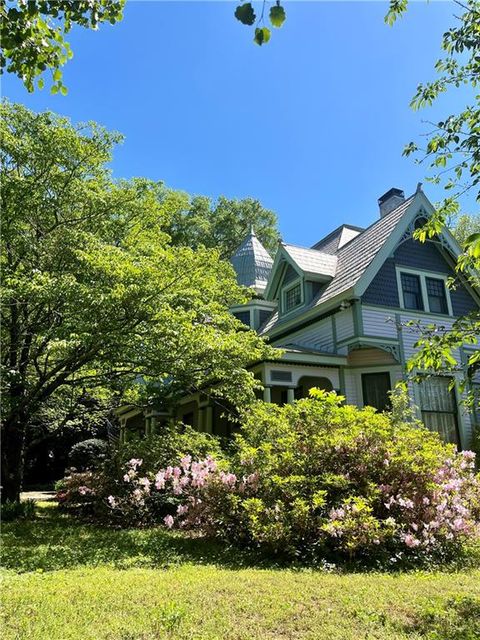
top-left (118, 186), bottom-right (480, 448)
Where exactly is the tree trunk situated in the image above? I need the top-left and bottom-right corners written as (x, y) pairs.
top-left (1, 410), bottom-right (27, 503)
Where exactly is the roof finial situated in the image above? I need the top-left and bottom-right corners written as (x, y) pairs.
top-left (416, 182), bottom-right (423, 193)
top-left (250, 224), bottom-right (255, 236)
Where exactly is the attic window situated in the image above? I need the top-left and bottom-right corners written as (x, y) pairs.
top-left (284, 283), bottom-right (302, 312)
top-left (400, 273), bottom-right (424, 311)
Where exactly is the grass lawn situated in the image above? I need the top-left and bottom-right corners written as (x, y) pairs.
top-left (1, 503), bottom-right (479, 640)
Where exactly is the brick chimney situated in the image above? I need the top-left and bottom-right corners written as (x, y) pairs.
top-left (378, 187), bottom-right (405, 217)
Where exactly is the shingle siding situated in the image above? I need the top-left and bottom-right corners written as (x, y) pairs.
top-left (362, 238), bottom-right (477, 316)
top-left (361, 259), bottom-right (400, 307)
top-left (451, 287), bottom-right (478, 316)
top-left (394, 239), bottom-right (450, 272)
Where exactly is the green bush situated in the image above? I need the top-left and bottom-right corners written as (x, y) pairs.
top-left (1, 499), bottom-right (36, 522)
top-left (68, 438), bottom-right (109, 471)
top-left (160, 390), bottom-right (480, 565)
top-left (117, 425), bottom-right (224, 473)
top-left (60, 424), bottom-right (224, 526)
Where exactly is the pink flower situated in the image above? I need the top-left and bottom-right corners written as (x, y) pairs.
top-left (155, 471), bottom-right (166, 490)
top-left (404, 534), bottom-right (420, 548)
top-left (164, 514), bottom-right (174, 529)
top-left (78, 486), bottom-right (91, 496)
top-left (219, 472), bottom-right (237, 487)
top-left (177, 504), bottom-right (189, 516)
top-left (180, 455), bottom-right (192, 470)
top-left (107, 495), bottom-right (117, 508)
top-left (138, 477), bottom-right (151, 493)
top-left (128, 458), bottom-right (143, 469)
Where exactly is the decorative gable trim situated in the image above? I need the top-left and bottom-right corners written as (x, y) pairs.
top-left (264, 245), bottom-right (304, 300)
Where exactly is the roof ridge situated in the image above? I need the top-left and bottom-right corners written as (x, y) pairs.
top-left (282, 241), bottom-right (335, 255)
top-left (336, 193), bottom-right (416, 254)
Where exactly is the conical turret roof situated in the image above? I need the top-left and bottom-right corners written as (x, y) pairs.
top-left (230, 228), bottom-right (273, 295)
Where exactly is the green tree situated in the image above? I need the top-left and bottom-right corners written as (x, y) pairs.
top-left (0, 0), bottom-right (124, 93)
top-left (453, 213), bottom-right (480, 249)
top-left (167, 194), bottom-right (279, 259)
top-left (387, 0), bottom-right (480, 407)
top-left (0, 102), bottom-right (275, 502)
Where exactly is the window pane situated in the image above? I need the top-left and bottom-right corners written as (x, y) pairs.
top-left (418, 376), bottom-right (455, 411)
top-left (422, 412), bottom-right (458, 445)
top-left (362, 372), bottom-right (391, 412)
top-left (418, 377), bottom-right (459, 445)
top-left (400, 273), bottom-right (424, 310)
top-left (426, 277), bottom-right (448, 314)
top-left (285, 284), bottom-right (301, 311)
top-left (233, 310), bottom-right (250, 326)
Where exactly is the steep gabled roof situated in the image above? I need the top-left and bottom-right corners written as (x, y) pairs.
top-left (230, 229), bottom-right (273, 295)
top-left (282, 244), bottom-right (338, 278)
top-left (314, 195), bottom-right (414, 305)
top-left (261, 193), bottom-right (419, 335)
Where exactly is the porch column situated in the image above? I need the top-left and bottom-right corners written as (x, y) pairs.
top-left (205, 405), bottom-right (213, 434)
top-left (120, 419), bottom-right (126, 445)
top-left (263, 386), bottom-right (272, 403)
top-left (198, 407), bottom-right (205, 432)
top-left (287, 387), bottom-right (295, 404)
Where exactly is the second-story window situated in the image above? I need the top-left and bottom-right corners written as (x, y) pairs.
top-left (284, 283), bottom-right (302, 312)
top-left (400, 273), bottom-right (424, 311)
top-left (426, 277), bottom-right (448, 314)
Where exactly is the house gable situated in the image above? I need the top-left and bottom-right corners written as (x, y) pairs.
top-left (362, 238), bottom-right (478, 316)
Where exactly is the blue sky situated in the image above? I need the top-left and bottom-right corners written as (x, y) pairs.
top-left (3, 1), bottom-right (468, 246)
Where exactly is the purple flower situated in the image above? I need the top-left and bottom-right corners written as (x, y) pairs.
top-left (164, 514), bottom-right (174, 529)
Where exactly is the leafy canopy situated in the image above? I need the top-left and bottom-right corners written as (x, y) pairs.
top-left (387, 0), bottom-right (480, 405)
top-left (0, 0), bottom-right (125, 93)
top-left (0, 101), bottom-right (276, 500)
top-left (166, 194), bottom-right (279, 259)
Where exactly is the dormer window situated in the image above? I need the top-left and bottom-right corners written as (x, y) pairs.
top-left (284, 282), bottom-right (302, 312)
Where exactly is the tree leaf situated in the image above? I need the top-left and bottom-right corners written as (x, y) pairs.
top-left (270, 5), bottom-right (286, 28)
top-left (234, 3), bottom-right (256, 26)
top-left (254, 27), bottom-right (271, 46)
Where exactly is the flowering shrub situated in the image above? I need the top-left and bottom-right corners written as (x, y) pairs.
top-left (58, 425), bottom-right (225, 525)
top-left (56, 470), bottom-right (103, 511)
top-left (73, 390), bottom-right (480, 564)
top-left (127, 390), bottom-right (479, 564)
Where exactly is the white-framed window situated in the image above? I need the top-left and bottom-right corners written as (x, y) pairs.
top-left (417, 376), bottom-right (459, 445)
top-left (282, 280), bottom-right (303, 314)
top-left (396, 267), bottom-right (453, 316)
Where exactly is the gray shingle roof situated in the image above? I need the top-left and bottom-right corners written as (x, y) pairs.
top-left (312, 224), bottom-right (364, 254)
top-left (230, 230), bottom-right (273, 294)
top-left (282, 244), bottom-right (337, 278)
top-left (314, 195), bottom-right (414, 306)
top-left (260, 195), bottom-right (415, 335)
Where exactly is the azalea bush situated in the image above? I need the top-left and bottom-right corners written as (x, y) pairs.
top-left (68, 390), bottom-right (480, 565)
top-left (57, 424), bottom-right (225, 525)
top-left (120, 390), bottom-right (479, 565)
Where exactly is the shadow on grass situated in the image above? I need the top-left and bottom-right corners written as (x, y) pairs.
top-left (1, 503), bottom-right (274, 573)
top-left (403, 596), bottom-right (480, 640)
top-left (3, 503), bottom-right (480, 575)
